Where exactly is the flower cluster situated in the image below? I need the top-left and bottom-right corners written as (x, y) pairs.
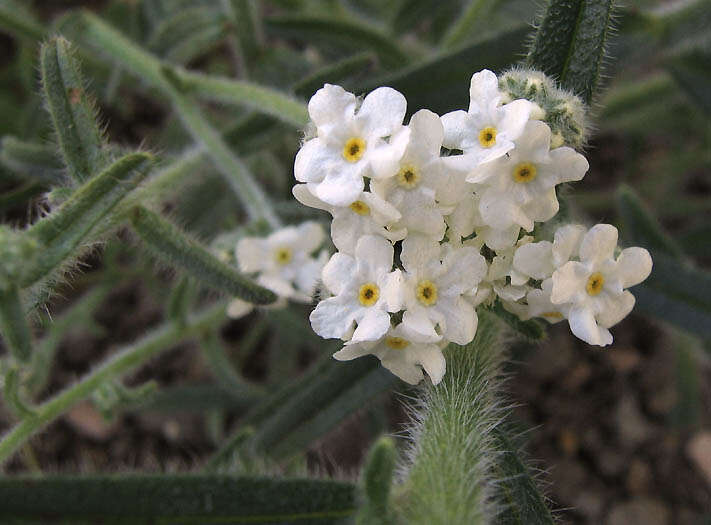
top-left (227, 221), bottom-right (328, 318)
top-left (292, 69), bottom-right (652, 385)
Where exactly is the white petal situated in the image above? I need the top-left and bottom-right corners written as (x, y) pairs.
top-left (497, 99), bottom-right (533, 141)
top-left (551, 261), bottom-right (588, 304)
top-left (308, 84), bottom-right (356, 129)
top-left (446, 193), bottom-right (477, 239)
top-left (615, 247), bottom-right (653, 288)
top-left (333, 342), bottom-right (375, 361)
top-left (522, 188), bottom-right (559, 224)
top-left (236, 237), bottom-right (267, 273)
top-left (313, 166), bottom-right (364, 207)
top-left (401, 234), bottom-right (441, 274)
top-left (410, 344), bottom-right (446, 385)
top-left (580, 224), bottom-right (618, 264)
top-left (322, 252), bottom-right (356, 295)
top-left (568, 306), bottom-right (612, 346)
top-left (381, 357), bottom-right (424, 385)
top-left (257, 274), bottom-right (296, 298)
top-left (294, 138), bottom-right (333, 182)
top-left (369, 128), bottom-right (410, 179)
top-left (357, 87), bottom-right (407, 137)
top-left (513, 241), bottom-right (554, 279)
top-left (436, 297), bottom-right (477, 345)
top-left (480, 188), bottom-right (533, 231)
top-left (552, 224), bottom-right (586, 266)
top-left (468, 69), bottom-right (500, 112)
top-left (549, 146), bottom-right (589, 183)
top-left (514, 120), bottom-right (552, 161)
top-left (297, 221), bottom-right (325, 254)
top-left (363, 191), bottom-right (402, 224)
top-left (402, 307), bottom-right (440, 340)
top-left (355, 235), bottom-right (394, 275)
top-left (438, 247), bottom-right (488, 294)
top-left (481, 225), bottom-right (521, 251)
top-left (292, 184), bottom-right (332, 213)
top-left (441, 110), bottom-right (472, 149)
top-left (409, 109), bottom-right (444, 156)
top-left (597, 290), bottom-right (635, 328)
top-left (351, 308), bottom-right (391, 343)
top-left (295, 251), bottom-right (327, 297)
top-left (310, 295), bottom-right (360, 339)
top-left (227, 298), bottom-right (254, 319)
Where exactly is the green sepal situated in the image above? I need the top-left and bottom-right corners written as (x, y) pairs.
top-left (40, 37), bottom-right (108, 184)
top-left (0, 286), bottom-right (32, 363)
top-left (130, 206), bottom-right (277, 305)
top-left (0, 474), bottom-right (356, 522)
top-left (357, 436), bottom-right (397, 525)
top-left (21, 152), bottom-right (153, 288)
top-left (526, 0), bottom-right (616, 103)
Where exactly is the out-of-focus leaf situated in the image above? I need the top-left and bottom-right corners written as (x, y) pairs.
top-left (264, 14), bottom-right (409, 68)
top-left (526, 0), bottom-right (616, 103)
top-left (148, 7), bottom-right (228, 65)
top-left (0, 285), bottom-right (32, 362)
top-left (0, 0), bottom-right (44, 41)
top-left (356, 25), bottom-right (529, 115)
top-left (665, 44), bottom-right (711, 115)
top-left (0, 136), bottom-right (64, 185)
top-left (0, 475), bottom-right (356, 523)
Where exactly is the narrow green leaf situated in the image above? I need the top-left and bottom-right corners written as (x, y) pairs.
top-left (0, 0), bottom-right (44, 41)
top-left (294, 52), bottom-right (375, 98)
top-left (269, 366), bottom-right (397, 459)
top-left (615, 184), bottom-right (686, 259)
top-left (160, 66), bottom-right (282, 228)
top-left (21, 153), bottom-right (153, 288)
top-left (526, 0), bottom-right (616, 103)
top-left (2, 367), bottom-right (35, 417)
top-left (264, 14), bottom-right (409, 68)
top-left (356, 25), bottom-right (529, 115)
top-left (148, 7), bottom-right (224, 56)
top-left (130, 206), bottom-right (276, 305)
top-left (202, 331), bottom-right (264, 399)
top-left (665, 45), bottom-right (711, 115)
top-left (221, 0), bottom-right (264, 71)
top-left (131, 384), bottom-right (259, 413)
top-left (357, 436), bottom-right (397, 525)
top-left (0, 302), bottom-right (227, 465)
top-left (441, 0), bottom-right (502, 49)
top-left (0, 475), bottom-right (356, 522)
top-left (40, 37), bottom-right (108, 184)
top-left (75, 12), bottom-right (308, 128)
top-left (0, 286), bottom-right (31, 363)
top-left (492, 428), bottom-right (555, 525)
top-left (0, 136), bottom-right (64, 185)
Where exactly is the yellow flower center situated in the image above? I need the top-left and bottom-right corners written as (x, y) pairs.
top-left (416, 279), bottom-right (438, 306)
top-left (396, 164), bottom-right (420, 189)
top-left (349, 200), bottom-right (370, 215)
top-left (586, 272), bottom-right (605, 296)
top-left (343, 137), bottom-right (366, 162)
top-left (478, 126), bottom-right (497, 148)
top-left (513, 162), bottom-right (537, 183)
top-left (541, 311), bottom-right (564, 320)
top-left (386, 336), bottom-right (410, 350)
top-left (358, 282), bottom-right (380, 306)
top-left (274, 247), bottom-right (292, 265)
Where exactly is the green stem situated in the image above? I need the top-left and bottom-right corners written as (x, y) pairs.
top-left (0, 302), bottom-right (227, 466)
top-left (0, 286), bottom-right (32, 362)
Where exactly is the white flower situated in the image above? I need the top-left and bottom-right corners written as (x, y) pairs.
top-left (441, 69), bottom-right (533, 168)
top-left (513, 224), bottom-right (587, 280)
top-left (292, 185), bottom-right (405, 255)
top-left (333, 323), bottom-right (446, 385)
top-left (468, 120), bottom-right (589, 232)
top-left (446, 190), bottom-right (521, 251)
top-left (310, 235), bottom-right (401, 343)
top-left (371, 109), bottom-right (450, 240)
top-left (294, 85), bottom-right (409, 207)
top-left (400, 235), bottom-right (488, 345)
top-left (236, 221), bottom-right (328, 302)
top-left (549, 224), bottom-right (652, 346)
